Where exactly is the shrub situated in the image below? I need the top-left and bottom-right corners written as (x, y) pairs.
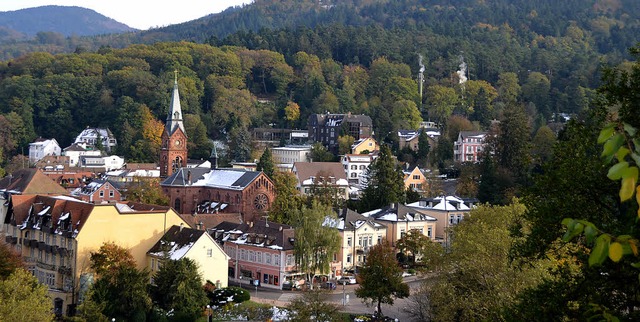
top-left (208, 287), bottom-right (250, 308)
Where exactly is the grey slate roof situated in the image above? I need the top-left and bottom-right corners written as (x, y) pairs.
top-left (161, 167), bottom-right (262, 190)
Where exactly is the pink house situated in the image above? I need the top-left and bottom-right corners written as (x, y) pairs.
top-left (453, 131), bottom-right (487, 163)
top-left (211, 220), bottom-right (298, 290)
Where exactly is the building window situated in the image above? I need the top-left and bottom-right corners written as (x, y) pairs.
top-left (351, 165), bottom-right (357, 170)
top-left (249, 251), bottom-right (255, 262)
top-left (241, 249), bottom-right (247, 261)
top-left (266, 253), bottom-right (271, 264)
top-left (109, 190), bottom-right (114, 198)
top-left (347, 237), bottom-right (352, 246)
top-left (99, 190), bottom-right (104, 198)
top-left (207, 249), bottom-right (213, 257)
top-left (449, 215), bottom-right (455, 224)
top-left (427, 227), bottom-right (432, 237)
top-left (274, 254), bottom-right (280, 267)
top-left (286, 254), bottom-right (294, 266)
top-left (257, 252), bottom-right (262, 263)
top-left (413, 175), bottom-right (420, 180)
top-left (377, 235), bottom-right (382, 244)
top-left (347, 254), bottom-right (352, 263)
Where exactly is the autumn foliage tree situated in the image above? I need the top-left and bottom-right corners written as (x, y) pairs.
top-left (89, 242), bottom-right (136, 278)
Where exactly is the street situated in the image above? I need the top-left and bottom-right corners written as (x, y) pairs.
top-left (245, 275), bottom-right (426, 321)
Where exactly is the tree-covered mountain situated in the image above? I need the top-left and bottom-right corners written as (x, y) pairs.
top-left (0, 5), bottom-right (136, 41)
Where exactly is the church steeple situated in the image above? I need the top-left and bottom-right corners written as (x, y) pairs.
top-left (165, 70), bottom-right (186, 136)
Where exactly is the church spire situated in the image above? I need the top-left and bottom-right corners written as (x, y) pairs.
top-left (165, 70), bottom-right (186, 136)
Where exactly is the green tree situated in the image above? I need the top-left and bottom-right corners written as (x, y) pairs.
top-left (426, 85), bottom-right (459, 125)
top-left (355, 241), bottom-right (409, 317)
top-left (428, 202), bottom-right (549, 322)
top-left (337, 135), bottom-right (355, 155)
top-left (290, 200), bottom-right (341, 285)
top-left (494, 104), bottom-right (532, 187)
top-left (91, 266), bottom-right (152, 321)
top-left (531, 125), bottom-right (556, 168)
top-left (257, 146), bottom-right (275, 178)
top-left (0, 269), bottom-right (53, 322)
top-left (496, 72), bottom-right (521, 105)
top-left (284, 101), bottom-right (301, 125)
top-left (396, 229), bottom-right (443, 268)
top-left (417, 130), bottom-right (430, 166)
top-left (390, 99), bottom-right (422, 130)
top-left (227, 124), bottom-right (252, 162)
top-left (287, 289), bottom-right (340, 322)
top-left (123, 179), bottom-right (169, 206)
top-left (521, 72), bottom-right (551, 118)
top-left (359, 145), bottom-right (406, 212)
top-left (151, 258), bottom-right (208, 321)
top-left (310, 142), bottom-right (334, 162)
top-left (268, 171), bottom-right (304, 224)
top-left (185, 113), bottom-right (213, 160)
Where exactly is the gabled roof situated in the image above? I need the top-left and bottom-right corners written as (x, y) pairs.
top-left (6, 194), bottom-right (93, 238)
top-left (293, 162), bottom-right (348, 183)
top-left (178, 213), bottom-right (243, 231)
top-left (458, 131), bottom-right (487, 140)
top-left (160, 167), bottom-right (264, 190)
top-left (212, 220), bottom-right (295, 251)
top-left (408, 195), bottom-right (474, 212)
top-left (324, 208), bottom-right (386, 231)
top-left (71, 179), bottom-right (117, 197)
top-left (361, 203), bottom-right (437, 222)
top-left (0, 169), bottom-right (68, 195)
top-left (147, 225), bottom-right (204, 260)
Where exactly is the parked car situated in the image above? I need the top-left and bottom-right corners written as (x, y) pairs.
top-left (338, 275), bottom-right (357, 284)
top-left (282, 280), bottom-right (294, 290)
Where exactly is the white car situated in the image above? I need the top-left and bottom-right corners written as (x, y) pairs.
top-left (338, 275), bottom-right (357, 284)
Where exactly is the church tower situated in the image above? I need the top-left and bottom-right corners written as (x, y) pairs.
top-left (159, 71), bottom-right (188, 178)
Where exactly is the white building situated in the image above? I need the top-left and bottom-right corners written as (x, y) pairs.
top-left (272, 146), bottom-right (312, 165)
top-left (63, 143), bottom-right (102, 167)
top-left (292, 162), bottom-right (350, 200)
top-left (341, 154), bottom-right (376, 185)
top-left (79, 155), bottom-right (125, 172)
top-left (74, 127), bottom-right (117, 152)
top-left (28, 138), bottom-right (61, 164)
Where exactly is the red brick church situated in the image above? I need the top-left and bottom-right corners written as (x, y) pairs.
top-left (159, 74), bottom-right (275, 221)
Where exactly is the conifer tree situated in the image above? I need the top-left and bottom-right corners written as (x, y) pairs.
top-left (359, 145), bottom-right (406, 212)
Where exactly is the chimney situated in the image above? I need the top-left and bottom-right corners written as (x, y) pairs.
top-left (279, 226), bottom-right (283, 231)
top-left (196, 221), bottom-right (203, 230)
top-left (187, 170), bottom-right (192, 185)
top-left (179, 223), bottom-right (184, 232)
top-left (249, 221), bottom-right (254, 228)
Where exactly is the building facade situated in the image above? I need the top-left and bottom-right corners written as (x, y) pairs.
top-left (292, 162), bottom-right (349, 200)
top-left (3, 195), bottom-right (188, 316)
top-left (361, 203), bottom-right (438, 248)
top-left (74, 128), bottom-right (117, 153)
top-left (29, 138), bottom-right (61, 164)
top-left (70, 179), bottom-right (121, 203)
top-left (341, 154), bottom-right (376, 185)
top-left (212, 220), bottom-right (296, 290)
top-left (453, 131), bottom-right (487, 163)
top-left (308, 113), bottom-right (373, 153)
top-left (272, 146), bottom-right (312, 165)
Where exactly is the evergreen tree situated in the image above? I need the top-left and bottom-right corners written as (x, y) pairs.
top-left (268, 171), bottom-right (304, 224)
top-left (359, 145), bottom-right (406, 212)
top-left (417, 130), bottom-right (430, 166)
top-left (256, 146), bottom-right (275, 178)
top-left (91, 266), bottom-right (152, 321)
top-left (151, 258), bottom-right (208, 321)
top-left (355, 241), bottom-right (409, 317)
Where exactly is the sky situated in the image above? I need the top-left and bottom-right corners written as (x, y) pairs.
top-left (0, 0), bottom-right (254, 30)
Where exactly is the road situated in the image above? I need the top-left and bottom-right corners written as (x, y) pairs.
top-left (244, 275), bottom-right (426, 321)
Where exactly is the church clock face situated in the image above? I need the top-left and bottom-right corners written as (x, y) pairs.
top-left (175, 140), bottom-right (181, 146)
top-left (254, 193), bottom-right (268, 210)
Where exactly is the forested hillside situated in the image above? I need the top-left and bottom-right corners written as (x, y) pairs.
top-left (0, 0), bottom-right (638, 173)
top-left (0, 6), bottom-right (135, 40)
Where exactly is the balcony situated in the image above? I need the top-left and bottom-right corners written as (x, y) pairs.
top-left (36, 261), bottom-right (56, 271)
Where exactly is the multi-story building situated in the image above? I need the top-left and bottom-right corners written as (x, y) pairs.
top-left (78, 155), bottom-right (125, 172)
top-left (272, 146), bottom-right (312, 165)
top-left (62, 143), bottom-right (102, 167)
top-left (147, 224), bottom-right (229, 288)
top-left (74, 127), bottom-right (117, 153)
top-left (407, 195), bottom-right (475, 246)
top-left (3, 195), bottom-right (189, 316)
top-left (324, 208), bottom-right (387, 276)
top-left (292, 162), bottom-right (349, 200)
top-left (70, 179), bottom-right (121, 203)
top-left (308, 113), bottom-right (373, 154)
top-left (403, 166), bottom-right (427, 192)
top-left (29, 138), bottom-right (61, 164)
top-left (361, 203), bottom-right (438, 248)
top-left (341, 154), bottom-right (376, 185)
top-left (160, 163), bottom-right (276, 222)
top-left (453, 131), bottom-right (487, 162)
top-left (211, 220), bottom-right (296, 290)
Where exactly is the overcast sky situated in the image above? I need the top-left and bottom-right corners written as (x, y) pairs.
top-left (0, 0), bottom-right (254, 30)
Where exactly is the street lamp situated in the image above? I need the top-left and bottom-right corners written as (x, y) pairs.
top-left (206, 305), bottom-right (212, 322)
top-left (342, 281), bottom-right (346, 306)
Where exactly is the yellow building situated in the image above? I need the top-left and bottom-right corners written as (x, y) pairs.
top-left (147, 224), bottom-right (229, 288)
top-left (404, 166), bottom-right (427, 193)
top-left (351, 137), bottom-right (379, 154)
top-left (4, 194), bottom-right (189, 316)
top-left (326, 208), bottom-right (387, 275)
top-left (362, 203), bottom-right (437, 248)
